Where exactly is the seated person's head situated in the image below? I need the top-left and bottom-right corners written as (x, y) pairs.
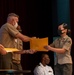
top-left (41, 53), bottom-right (50, 66)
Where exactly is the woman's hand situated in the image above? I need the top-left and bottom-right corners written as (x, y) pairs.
top-left (44, 45), bottom-right (52, 51)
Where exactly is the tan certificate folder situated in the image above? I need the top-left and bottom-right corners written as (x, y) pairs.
top-left (30, 37), bottom-right (48, 51)
top-left (4, 48), bottom-right (19, 52)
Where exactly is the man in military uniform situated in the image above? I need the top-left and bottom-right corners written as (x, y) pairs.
top-left (34, 53), bottom-right (54, 75)
top-left (0, 13), bottom-right (32, 72)
top-left (12, 25), bottom-right (35, 75)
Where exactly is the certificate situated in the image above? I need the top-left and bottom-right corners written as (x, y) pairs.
top-left (30, 37), bottom-right (48, 51)
top-left (4, 48), bottom-right (19, 52)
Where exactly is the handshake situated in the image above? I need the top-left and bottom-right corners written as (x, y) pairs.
top-left (0, 37), bottom-right (50, 55)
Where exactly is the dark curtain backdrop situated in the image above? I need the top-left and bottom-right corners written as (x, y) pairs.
top-left (0, 0), bottom-right (54, 75)
top-left (70, 0), bottom-right (74, 75)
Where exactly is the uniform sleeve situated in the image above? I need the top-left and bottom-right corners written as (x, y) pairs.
top-left (6, 24), bottom-right (20, 37)
top-left (50, 38), bottom-right (58, 47)
top-left (63, 38), bottom-right (72, 51)
top-left (34, 66), bottom-right (44, 75)
top-left (50, 42), bottom-right (55, 47)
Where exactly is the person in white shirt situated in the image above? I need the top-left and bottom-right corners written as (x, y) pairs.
top-left (34, 53), bottom-right (54, 75)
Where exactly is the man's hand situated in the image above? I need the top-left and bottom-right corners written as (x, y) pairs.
top-left (0, 44), bottom-right (7, 55)
top-left (13, 49), bottom-right (37, 54)
top-left (28, 49), bottom-right (37, 54)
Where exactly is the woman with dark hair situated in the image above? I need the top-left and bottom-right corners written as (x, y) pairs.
top-left (44, 23), bottom-right (72, 75)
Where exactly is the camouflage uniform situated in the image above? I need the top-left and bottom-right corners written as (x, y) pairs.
top-left (0, 23), bottom-right (19, 69)
top-left (51, 35), bottom-right (72, 75)
top-left (12, 37), bottom-right (23, 75)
